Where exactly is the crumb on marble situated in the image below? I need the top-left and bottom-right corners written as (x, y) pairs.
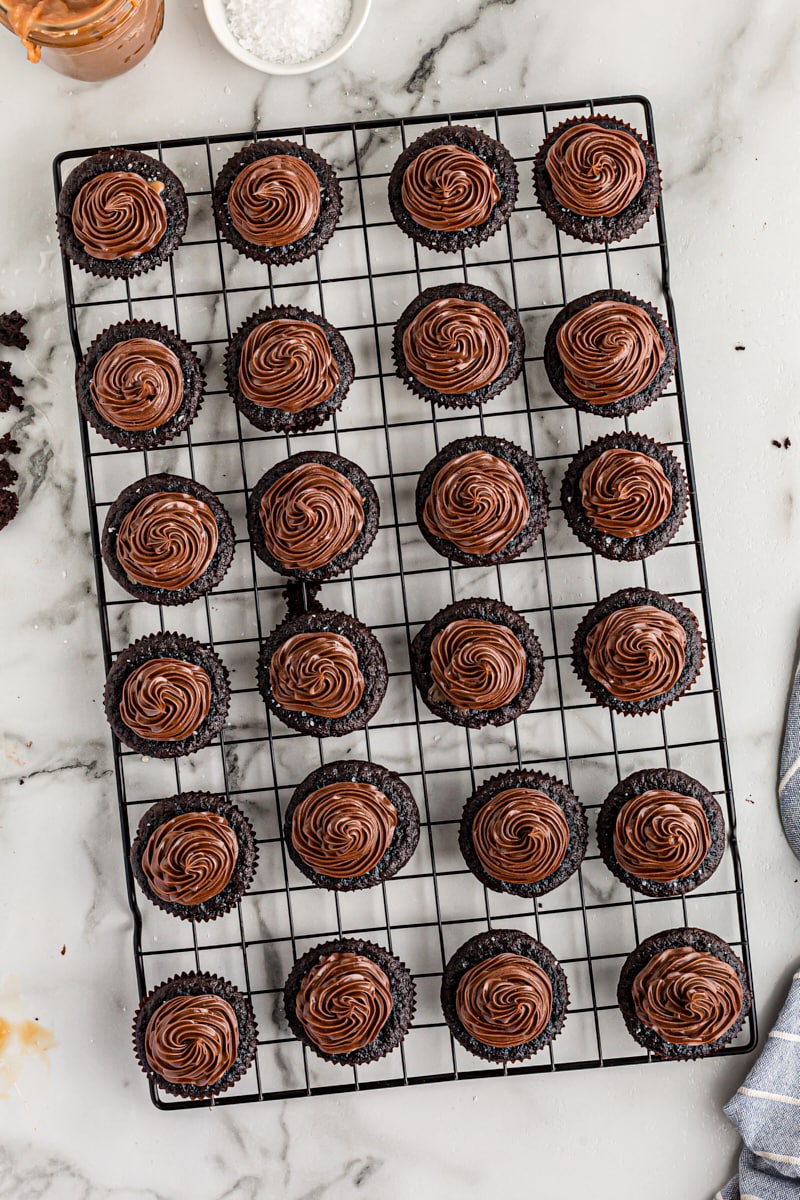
top-left (0, 311), bottom-right (28, 351)
top-left (0, 489), bottom-right (18, 531)
top-left (0, 434), bottom-right (20, 456)
top-left (0, 460), bottom-right (17, 489)
top-left (60, 945), bottom-right (66, 956)
top-left (735, 344), bottom-right (745, 351)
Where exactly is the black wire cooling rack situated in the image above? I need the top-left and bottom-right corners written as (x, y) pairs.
top-left (54, 95), bottom-right (756, 1110)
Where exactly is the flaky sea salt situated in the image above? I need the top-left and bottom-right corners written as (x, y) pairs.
top-left (225, 0), bottom-right (353, 66)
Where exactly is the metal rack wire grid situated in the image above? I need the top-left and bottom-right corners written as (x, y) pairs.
top-left (53, 95), bottom-right (756, 1110)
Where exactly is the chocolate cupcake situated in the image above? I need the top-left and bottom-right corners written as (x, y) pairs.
top-left (132, 972), bottom-right (258, 1099)
top-left (561, 432), bottom-right (688, 561)
top-left (597, 769), bottom-right (725, 898)
top-left (130, 792), bottom-right (258, 921)
top-left (101, 473), bottom-right (235, 606)
top-left (75, 320), bottom-right (205, 451)
top-left (416, 436), bottom-right (549, 567)
top-left (411, 598), bottom-right (544, 729)
top-left (213, 140), bottom-right (341, 267)
top-left (572, 588), bottom-right (704, 716)
top-left (247, 451), bottom-right (379, 582)
top-left (257, 590), bottom-right (387, 737)
top-left (393, 283), bottom-right (524, 411)
top-left (544, 290), bottom-right (675, 420)
top-left (388, 124), bottom-right (518, 253)
top-left (617, 928), bottom-right (751, 1060)
top-left (459, 770), bottom-right (587, 897)
top-left (284, 938), bottom-right (415, 1065)
top-left (225, 304), bottom-right (354, 435)
top-left (104, 632), bottom-right (230, 758)
top-left (533, 115), bottom-right (661, 244)
top-left (441, 929), bottom-right (568, 1063)
top-left (284, 760), bottom-right (420, 891)
top-left (57, 148), bottom-right (187, 279)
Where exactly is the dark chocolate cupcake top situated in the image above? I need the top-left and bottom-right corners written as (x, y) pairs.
top-left (91, 337), bottom-right (184, 432)
top-left (144, 992), bottom-right (239, 1086)
top-left (71, 170), bottom-right (167, 261)
top-left (401, 144), bottom-right (501, 232)
top-left (120, 658), bottom-right (211, 742)
top-left (631, 946), bottom-right (743, 1047)
top-left (115, 491), bottom-right (218, 591)
top-left (584, 605), bottom-right (686, 703)
top-left (403, 296), bottom-right (509, 395)
top-left (431, 618), bottom-right (526, 711)
top-left (238, 318), bottom-right (340, 413)
top-left (259, 463), bottom-right (363, 573)
top-left (424, 450), bottom-right (529, 557)
top-left (291, 781), bottom-right (397, 879)
top-left (227, 155), bottom-right (320, 247)
top-left (545, 121), bottom-right (646, 218)
top-left (141, 810), bottom-right (239, 906)
top-left (295, 951), bottom-right (393, 1055)
top-left (579, 446), bottom-right (672, 537)
top-left (556, 299), bottom-right (665, 407)
top-left (456, 953), bottom-right (553, 1048)
top-left (270, 631), bottom-right (364, 718)
top-left (614, 790), bottom-right (710, 882)
top-left (472, 787), bottom-right (570, 885)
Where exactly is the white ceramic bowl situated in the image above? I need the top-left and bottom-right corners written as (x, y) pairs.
top-left (203, 0), bottom-right (371, 75)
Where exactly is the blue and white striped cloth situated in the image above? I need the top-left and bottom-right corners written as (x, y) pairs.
top-left (716, 971), bottom-right (800, 1199)
top-left (715, 668), bottom-right (800, 1198)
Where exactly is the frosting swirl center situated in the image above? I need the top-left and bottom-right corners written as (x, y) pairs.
top-left (269, 632), bottom-right (364, 718)
top-left (238, 318), bottom-right (340, 412)
top-left (91, 338), bottom-right (184, 432)
top-left (144, 993), bottom-right (239, 1085)
top-left (632, 946), bottom-right (743, 1046)
top-left (259, 463), bottom-right (364, 573)
top-left (472, 788), bottom-right (570, 884)
top-left (545, 122), bottom-right (647, 217)
top-left (142, 811), bottom-right (239, 905)
top-left (227, 155), bottom-right (321, 247)
top-left (580, 448), bottom-right (672, 538)
top-left (556, 300), bottom-right (665, 406)
top-left (403, 298), bottom-right (509, 395)
top-left (456, 953), bottom-right (552, 1048)
top-left (72, 170), bottom-right (167, 260)
top-left (430, 618), bottom-right (525, 712)
top-left (120, 657), bottom-right (212, 741)
top-left (116, 491), bottom-right (219, 591)
top-left (401, 145), bottom-right (501, 231)
top-left (584, 604), bottom-right (686, 702)
top-left (613, 790), bottom-right (710, 882)
top-left (424, 450), bottom-right (530, 556)
top-left (291, 782), bottom-right (397, 879)
top-left (295, 952), bottom-right (393, 1054)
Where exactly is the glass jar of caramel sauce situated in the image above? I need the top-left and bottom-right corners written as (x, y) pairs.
top-left (0, 0), bottom-right (164, 81)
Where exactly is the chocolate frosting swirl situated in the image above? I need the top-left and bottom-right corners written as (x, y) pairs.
top-left (260, 464), bottom-right (364, 572)
top-left (91, 338), bottom-right (184, 432)
top-left (402, 298), bottom-right (509, 395)
top-left (545, 122), bottom-right (647, 217)
top-left (401, 145), bottom-right (501, 231)
top-left (227, 156), bottom-right (321, 247)
top-left (120, 657), bottom-right (212, 741)
top-left (72, 170), bottom-right (167, 260)
top-left (238, 319), bottom-right (340, 412)
top-left (556, 301), bottom-right (665, 406)
top-left (142, 811), bottom-right (239, 904)
top-left (269, 632), bottom-right (364, 718)
top-left (430, 619), bottom-right (525, 711)
top-left (291, 782), bottom-right (397, 878)
top-left (583, 605), bottom-right (686, 702)
top-left (472, 788), bottom-right (570, 884)
top-left (632, 946), bottom-right (743, 1045)
top-left (580, 448), bottom-right (672, 538)
top-left (424, 451), bottom-right (530, 555)
top-left (456, 953), bottom-right (552, 1048)
top-left (144, 993), bottom-right (238, 1085)
top-left (295, 952), bottom-right (393, 1054)
top-left (116, 492), bottom-right (219, 590)
top-left (613, 790), bottom-right (710, 882)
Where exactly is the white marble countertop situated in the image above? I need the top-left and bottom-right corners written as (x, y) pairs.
top-left (1, 2), bottom-right (799, 1196)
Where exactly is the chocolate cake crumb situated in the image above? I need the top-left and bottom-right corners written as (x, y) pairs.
top-left (772, 439), bottom-right (782, 448)
top-left (0, 311), bottom-right (28, 350)
top-left (0, 489), bottom-right (19, 531)
top-left (734, 344), bottom-right (745, 351)
top-left (786, 438), bottom-right (792, 449)
top-left (0, 460), bottom-right (18, 489)
top-left (0, 434), bottom-right (20, 456)
top-left (0, 362), bottom-right (24, 413)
